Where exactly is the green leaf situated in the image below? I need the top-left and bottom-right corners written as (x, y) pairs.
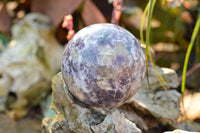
top-left (181, 12), bottom-right (200, 95)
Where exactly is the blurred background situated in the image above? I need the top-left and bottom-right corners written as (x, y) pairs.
top-left (0, 0), bottom-right (200, 132)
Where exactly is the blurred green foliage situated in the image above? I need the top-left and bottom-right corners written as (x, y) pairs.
top-left (0, 32), bottom-right (9, 46)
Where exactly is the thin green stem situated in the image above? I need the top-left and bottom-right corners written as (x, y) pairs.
top-left (146, 0), bottom-right (157, 58)
top-left (181, 13), bottom-right (200, 94)
top-left (140, 1), bottom-right (150, 43)
top-left (145, 0), bottom-right (157, 91)
top-left (141, 0), bottom-right (167, 92)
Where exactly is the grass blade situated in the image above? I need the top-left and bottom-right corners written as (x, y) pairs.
top-left (140, 0), bottom-right (167, 92)
top-left (140, 1), bottom-right (150, 43)
top-left (145, 0), bottom-right (157, 92)
top-left (181, 12), bottom-right (200, 95)
top-left (146, 0), bottom-right (157, 63)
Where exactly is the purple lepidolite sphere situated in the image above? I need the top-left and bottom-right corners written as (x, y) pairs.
top-left (61, 23), bottom-right (146, 107)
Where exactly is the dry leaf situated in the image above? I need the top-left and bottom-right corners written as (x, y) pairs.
top-left (0, 6), bottom-right (11, 35)
top-left (31, 0), bottom-right (83, 27)
top-left (81, 0), bottom-right (107, 26)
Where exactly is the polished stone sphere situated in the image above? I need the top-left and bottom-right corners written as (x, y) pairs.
top-left (61, 23), bottom-right (146, 107)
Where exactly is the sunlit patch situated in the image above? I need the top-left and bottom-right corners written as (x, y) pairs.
top-left (9, 40), bottom-right (17, 47)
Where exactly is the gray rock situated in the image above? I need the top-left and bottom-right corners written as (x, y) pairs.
top-left (129, 88), bottom-right (181, 123)
top-left (42, 73), bottom-right (141, 133)
top-left (91, 109), bottom-right (141, 133)
top-left (0, 13), bottom-right (63, 114)
top-left (174, 121), bottom-right (200, 132)
top-left (164, 129), bottom-right (199, 133)
top-left (141, 66), bottom-right (179, 91)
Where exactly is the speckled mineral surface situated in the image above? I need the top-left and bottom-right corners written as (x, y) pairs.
top-left (62, 23), bottom-right (146, 107)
